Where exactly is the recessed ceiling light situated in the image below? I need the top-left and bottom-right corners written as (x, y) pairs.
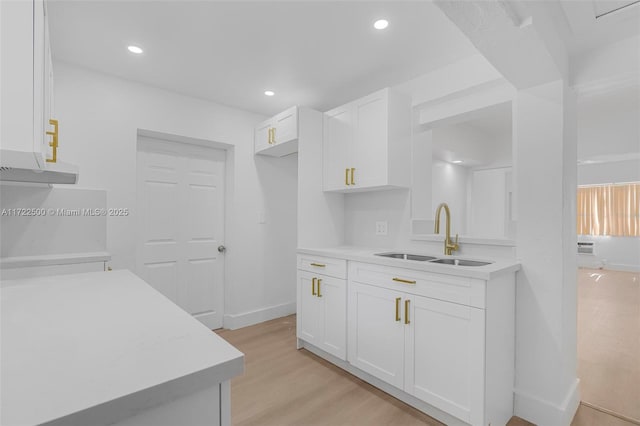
top-left (374, 19), bottom-right (389, 30)
top-left (452, 160), bottom-right (463, 164)
top-left (127, 45), bottom-right (143, 54)
top-left (264, 90), bottom-right (275, 96)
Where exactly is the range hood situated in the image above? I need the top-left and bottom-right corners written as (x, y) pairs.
top-left (0, 149), bottom-right (79, 184)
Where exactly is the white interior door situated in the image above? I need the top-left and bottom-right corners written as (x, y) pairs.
top-left (136, 136), bottom-right (225, 329)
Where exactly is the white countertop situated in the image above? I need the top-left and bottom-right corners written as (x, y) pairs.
top-left (1, 270), bottom-right (243, 426)
top-left (0, 251), bottom-right (111, 268)
top-left (298, 246), bottom-right (520, 280)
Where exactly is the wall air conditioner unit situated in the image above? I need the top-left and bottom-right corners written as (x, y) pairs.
top-left (577, 241), bottom-right (595, 255)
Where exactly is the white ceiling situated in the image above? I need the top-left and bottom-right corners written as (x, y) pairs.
top-left (556, 0), bottom-right (640, 56)
top-left (48, 1), bottom-right (478, 116)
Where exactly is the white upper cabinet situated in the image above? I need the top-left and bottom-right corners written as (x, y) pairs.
top-left (323, 88), bottom-right (411, 192)
top-left (254, 106), bottom-right (299, 157)
top-left (1, 0), bottom-right (55, 169)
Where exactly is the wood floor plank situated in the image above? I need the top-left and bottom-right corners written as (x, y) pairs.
top-left (577, 269), bottom-right (640, 421)
top-left (217, 288), bottom-right (637, 426)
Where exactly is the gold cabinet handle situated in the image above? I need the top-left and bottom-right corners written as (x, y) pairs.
top-left (345, 168), bottom-right (350, 186)
top-left (46, 119), bottom-right (59, 163)
top-left (392, 277), bottom-right (416, 285)
top-left (351, 167), bottom-right (355, 185)
top-left (268, 128), bottom-right (275, 144)
top-left (317, 279), bottom-right (322, 297)
top-left (310, 263), bottom-right (326, 268)
top-left (312, 277), bottom-right (317, 296)
top-left (405, 299), bottom-right (410, 324)
top-left (395, 297), bottom-right (401, 321)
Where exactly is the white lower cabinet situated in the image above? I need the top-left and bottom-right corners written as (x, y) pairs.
top-left (404, 293), bottom-right (485, 425)
top-left (348, 282), bottom-right (405, 388)
top-left (348, 282), bottom-right (484, 424)
top-left (297, 254), bottom-right (515, 426)
top-left (296, 257), bottom-right (347, 360)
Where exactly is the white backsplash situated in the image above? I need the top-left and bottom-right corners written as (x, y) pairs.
top-left (1, 185), bottom-right (107, 258)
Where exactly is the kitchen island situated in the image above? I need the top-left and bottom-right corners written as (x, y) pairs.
top-left (1, 270), bottom-right (243, 426)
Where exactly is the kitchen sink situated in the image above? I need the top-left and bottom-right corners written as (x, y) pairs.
top-left (375, 252), bottom-right (438, 261)
top-left (429, 258), bottom-right (493, 267)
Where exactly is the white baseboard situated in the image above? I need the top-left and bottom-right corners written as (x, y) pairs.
top-left (578, 264), bottom-right (640, 273)
top-left (223, 302), bottom-right (296, 330)
top-left (514, 378), bottom-right (580, 425)
top-left (606, 263), bottom-right (640, 273)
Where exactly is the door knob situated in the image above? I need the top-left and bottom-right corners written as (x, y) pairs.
top-left (218, 245), bottom-right (226, 253)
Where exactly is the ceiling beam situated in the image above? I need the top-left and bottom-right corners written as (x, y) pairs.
top-left (434, 1), bottom-right (569, 89)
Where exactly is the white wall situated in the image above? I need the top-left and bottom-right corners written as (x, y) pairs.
top-left (575, 88), bottom-right (640, 272)
top-left (17, 62), bottom-right (298, 326)
top-left (343, 189), bottom-right (411, 249)
top-left (513, 80), bottom-right (579, 425)
top-left (578, 160), bottom-right (640, 184)
top-left (577, 88), bottom-right (639, 160)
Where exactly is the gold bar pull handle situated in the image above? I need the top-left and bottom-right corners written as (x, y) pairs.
top-left (310, 263), bottom-right (326, 268)
top-left (392, 277), bottom-right (416, 285)
top-left (405, 299), bottom-right (410, 324)
top-left (395, 297), bottom-right (401, 322)
top-left (312, 277), bottom-right (317, 296)
top-left (317, 279), bottom-right (322, 297)
top-left (46, 119), bottom-right (59, 163)
top-left (345, 168), bottom-right (350, 186)
top-left (350, 167), bottom-right (355, 185)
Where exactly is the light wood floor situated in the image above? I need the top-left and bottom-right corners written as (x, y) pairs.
top-left (578, 268), bottom-right (640, 422)
top-left (216, 314), bottom-right (636, 426)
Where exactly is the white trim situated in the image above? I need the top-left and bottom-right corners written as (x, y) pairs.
top-left (223, 302), bottom-right (296, 330)
top-left (574, 72), bottom-right (639, 99)
top-left (514, 378), bottom-right (580, 425)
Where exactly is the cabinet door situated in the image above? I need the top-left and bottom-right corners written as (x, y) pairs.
top-left (272, 106), bottom-right (297, 145)
top-left (348, 282), bottom-right (404, 389)
top-left (323, 105), bottom-right (352, 191)
top-left (254, 119), bottom-right (272, 154)
top-left (42, 6), bottom-right (54, 163)
top-left (297, 271), bottom-right (322, 347)
top-left (353, 89), bottom-right (388, 189)
top-left (32, 0), bottom-right (46, 166)
top-left (316, 275), bottom-right (346, 360)
top-left (404, 294), bottom-right (485, 425)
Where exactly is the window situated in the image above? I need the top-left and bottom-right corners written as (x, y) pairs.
top-left (577, 182), bottom-right (640, 236)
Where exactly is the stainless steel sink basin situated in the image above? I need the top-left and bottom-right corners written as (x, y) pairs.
top-left (375, 252), bottom-right (438, 261)
top-left (429, 258), bottom-right (493, 267)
